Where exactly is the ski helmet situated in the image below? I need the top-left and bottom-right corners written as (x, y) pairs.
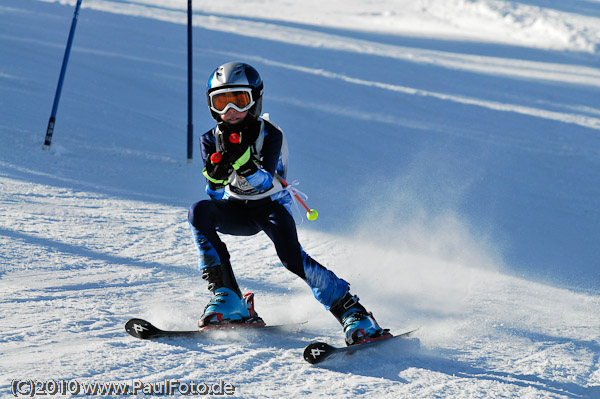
top-left (206, 62), bottom-right (263, 122)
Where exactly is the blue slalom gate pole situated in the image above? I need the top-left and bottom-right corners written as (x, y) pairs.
top-left (43, 0), bottom-right (83, 150)
top-left (187, 0), bottom-right (194, 162)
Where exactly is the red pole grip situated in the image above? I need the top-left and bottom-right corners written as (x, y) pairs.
top-left (210, 152), bottom-right (222, 164)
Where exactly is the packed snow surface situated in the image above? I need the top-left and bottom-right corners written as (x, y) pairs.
top-left (1, 0), bottom-right (599, 397)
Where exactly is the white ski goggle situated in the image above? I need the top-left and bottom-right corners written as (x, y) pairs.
top-left (208, 87), bottom-right (255, 114)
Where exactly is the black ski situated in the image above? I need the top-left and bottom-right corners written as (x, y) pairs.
top-left (303, 328), bottom-right (419, 364)
top-left (125, 318), bottom-right (306, 340)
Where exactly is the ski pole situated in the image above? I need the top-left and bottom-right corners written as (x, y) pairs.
top-left (277, 176), bottom-right (319, 221)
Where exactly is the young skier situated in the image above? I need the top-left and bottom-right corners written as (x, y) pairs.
top-left (188, 62), bottom-right (388, 345)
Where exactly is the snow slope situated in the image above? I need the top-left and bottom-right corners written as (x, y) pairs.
top-left (1, 0), bottom-right (599, 397)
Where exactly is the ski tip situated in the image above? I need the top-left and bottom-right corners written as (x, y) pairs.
top-left (397, 327), bottom-right (420, 338)
top-left (303, 342), bottom-right (335, 365)
top-left (125, 318), bottom-right (160, 339)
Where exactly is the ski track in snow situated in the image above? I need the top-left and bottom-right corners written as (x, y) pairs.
top-left (2, 0), bottom-right (600, 398)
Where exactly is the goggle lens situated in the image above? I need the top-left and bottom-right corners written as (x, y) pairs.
top-left (210, 90), bottom-right (253, 113)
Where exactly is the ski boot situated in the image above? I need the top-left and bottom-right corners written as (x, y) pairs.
top-left (330, 292), bottom-right (390, 346)
top-left (198, 262), bottom-right (264, 327)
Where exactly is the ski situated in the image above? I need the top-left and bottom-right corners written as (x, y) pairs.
top-left (303, 328), bottom-right (419, 364)
top-left (125, 318), bottom-right (306, 340)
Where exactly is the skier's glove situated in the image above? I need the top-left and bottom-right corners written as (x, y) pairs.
top-left (222, 132), bottom-right (258, 178)
top-left (203, 152), bottom-right (233, 189)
